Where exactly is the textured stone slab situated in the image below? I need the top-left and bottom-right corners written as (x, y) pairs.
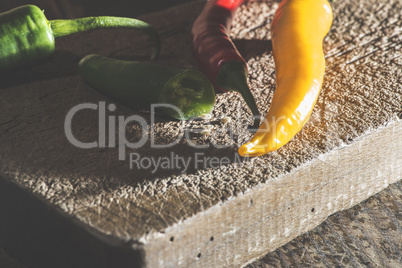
top-left (0, 0), bottom-right (401, 267)
top-left (1, 181), bottom-right (401, 267)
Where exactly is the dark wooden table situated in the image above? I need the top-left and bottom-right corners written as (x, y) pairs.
top-left (0, 0), bottom-right (401, 267)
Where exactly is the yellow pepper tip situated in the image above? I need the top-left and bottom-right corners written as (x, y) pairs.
top-left (238, 141), bottom-right (265, 158)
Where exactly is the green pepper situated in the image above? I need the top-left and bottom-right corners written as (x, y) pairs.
top-left (78, 54), bottom-right (216, 120)
top-left (0, 5), bottom-right (160, 72)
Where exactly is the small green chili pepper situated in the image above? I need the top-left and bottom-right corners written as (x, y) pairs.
top-left (0, 5), bottom-right (160, 72)
top-left (78, 54), bottom-right (216, 120)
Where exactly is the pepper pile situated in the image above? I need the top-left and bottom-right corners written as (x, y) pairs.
top-left (1, 1), bottom-right (333, 154)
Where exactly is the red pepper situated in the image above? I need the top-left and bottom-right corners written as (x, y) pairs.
top-left (191, 0), bottom-right (260, 124)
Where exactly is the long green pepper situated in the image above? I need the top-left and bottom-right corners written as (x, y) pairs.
top-left (0, 5), bottom-right (160, 72)
top-left (78, 54), bottom-right (216, 120)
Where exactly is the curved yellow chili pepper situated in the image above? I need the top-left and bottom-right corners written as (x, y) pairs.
top-left (238, 0), bottom-right (333, 157)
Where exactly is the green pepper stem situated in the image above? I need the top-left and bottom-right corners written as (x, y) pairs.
top-left (175, 87), bottom-right (204, 98)
top-left (216, 61), bottom-right (260, 127)
top-left (49, 17), bottom-right (160, 60)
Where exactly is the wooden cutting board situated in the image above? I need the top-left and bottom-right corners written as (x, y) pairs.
top-left (0, 0), bottom-right (400, 267)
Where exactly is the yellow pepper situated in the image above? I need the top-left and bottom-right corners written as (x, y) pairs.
top-left (238, 0), bottom-right (333, 157)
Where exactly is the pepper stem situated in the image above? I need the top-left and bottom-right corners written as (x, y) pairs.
top-left (169, 87), bottom-right (205, 110)
top-left (175, 87), bottom-right (204, 98)
top-left (216, 61), bottom-right (260, 127)
top-left (49, 17), bottom-right (160, 60)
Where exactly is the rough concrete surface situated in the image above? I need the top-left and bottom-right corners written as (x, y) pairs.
top-left (0, 0), bottom-right (401, 267)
